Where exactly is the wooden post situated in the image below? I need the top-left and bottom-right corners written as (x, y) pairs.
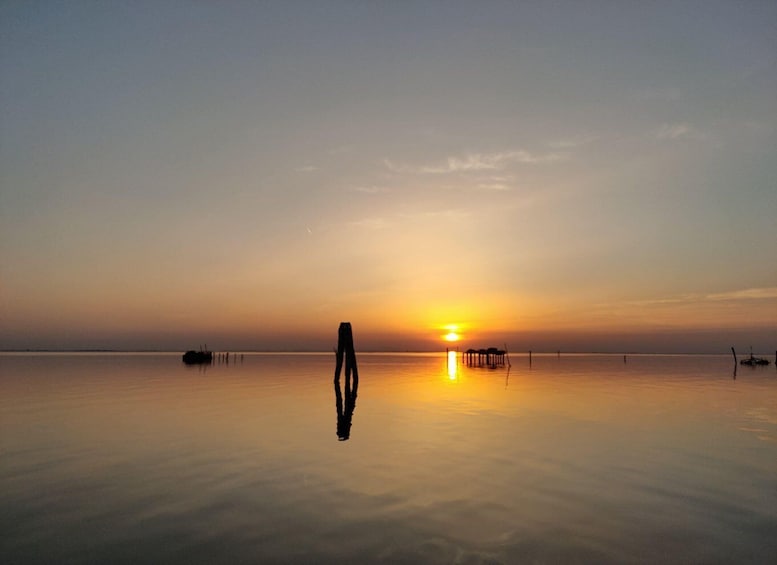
top-left (334, 322), bottom-right (359, 383)
top-left (731, 346), bottom-right (737, 365)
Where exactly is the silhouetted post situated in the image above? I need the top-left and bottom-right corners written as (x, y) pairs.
top-left (731, 347), bottom-right (737, 365)
top-left (529, 350), bottom-right (532, 367)
top-left (334, 322), bottom-right (359, 384)
top-left (334, 323), bottom-right (348, 381)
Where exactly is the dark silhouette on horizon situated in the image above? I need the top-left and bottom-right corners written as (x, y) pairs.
top-left (463, 347), bottom-right (507, 368)
top-left (182, 345), bottom-right (212, 364)
top-left (732, 345), bottom-right (771, 367)
top-left (333, 322), bottom-right (359, 441)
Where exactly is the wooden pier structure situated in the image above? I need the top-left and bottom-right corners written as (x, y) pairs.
top-left (463, 347), bottom-right (507, 367)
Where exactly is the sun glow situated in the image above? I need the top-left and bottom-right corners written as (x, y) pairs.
top-left (442, 324), bottom-right (462, 342)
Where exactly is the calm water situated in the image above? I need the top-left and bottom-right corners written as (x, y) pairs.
top-left (1, 352), bottom-right (776, 564)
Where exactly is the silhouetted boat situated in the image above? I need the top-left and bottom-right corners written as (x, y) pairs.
top-left (182, 350), bottom-right (213, 364)
top-left (739, 347), bottom-right (770, 366)
top-left (740, 356), bottom-right (770, 366)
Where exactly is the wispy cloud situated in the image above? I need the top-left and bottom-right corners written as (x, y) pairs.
top-left (384, 149), bottom-right (562, 175)
top-left (351, 185), bottom-right (389, 194)
top-left (476, 182), bottom-right (512, 191)
top-left (348, 208), bottom-right (469, 230)
top-left (474, 175), bottom-right (515, 191)
top-left (706, 287), bottom-right (777, 301)
top-left (616, 287), bottom-right (777, 308)
top-left (400, 208), bottom-right (470, 221)
top-left (653, 123), bottom-right (706, 141)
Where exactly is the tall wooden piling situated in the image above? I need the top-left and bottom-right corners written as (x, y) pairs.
top-left (334, 322), bottom-right (358, 385)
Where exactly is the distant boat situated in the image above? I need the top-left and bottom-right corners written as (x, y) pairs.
top-left (740, 347), bottom-right (770, 366)
top-left (740, 356), bottom-right (770, 366)
top-left (182, 349), bottom-right (213, 364)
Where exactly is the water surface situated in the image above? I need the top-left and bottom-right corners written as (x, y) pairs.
top-left (1, 352), bottom-right (775, 563)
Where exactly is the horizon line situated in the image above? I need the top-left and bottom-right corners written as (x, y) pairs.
top-left (1, 348), bottom-right (771, 356)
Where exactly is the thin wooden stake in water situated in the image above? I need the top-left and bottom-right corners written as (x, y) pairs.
top-left (334, 322), bottom-right (359, 385)
top-left (731, 346), bottom-right (737, 365)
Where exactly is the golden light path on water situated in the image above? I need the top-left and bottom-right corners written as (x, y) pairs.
top-left (447, 350), bottom-right (458, 380)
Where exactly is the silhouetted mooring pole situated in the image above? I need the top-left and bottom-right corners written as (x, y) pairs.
top-left (334, 322), bottom-right (359, 386)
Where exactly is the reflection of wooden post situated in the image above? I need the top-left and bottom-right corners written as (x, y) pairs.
top-left (334, 322), bottom-right (359, 441)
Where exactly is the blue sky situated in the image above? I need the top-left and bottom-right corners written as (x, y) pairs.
top-left (1, 1), bottom-right (775, 351)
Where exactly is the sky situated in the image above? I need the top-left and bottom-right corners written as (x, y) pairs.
top-left (1, 1), bottom-right (775, 353)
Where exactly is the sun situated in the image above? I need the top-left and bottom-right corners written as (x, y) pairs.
top-left (444, 331), bottom-right (460, 342)
top-left (442, 324), bottom-right (462, 342)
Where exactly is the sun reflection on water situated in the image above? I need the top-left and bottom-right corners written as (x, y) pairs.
top-left (447, 350), bottom-right (458, 380)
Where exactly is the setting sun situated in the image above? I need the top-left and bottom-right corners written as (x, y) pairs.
top-left (442, 324), bottom-right (462, 342)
